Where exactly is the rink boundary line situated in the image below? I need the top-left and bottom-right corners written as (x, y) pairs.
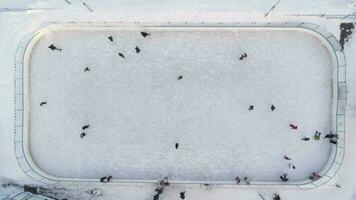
top-left (13, 21), bottom-right (347, 190)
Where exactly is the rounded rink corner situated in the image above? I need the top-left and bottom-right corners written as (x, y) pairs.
top-left (13, 21), bottom-right (347, 189)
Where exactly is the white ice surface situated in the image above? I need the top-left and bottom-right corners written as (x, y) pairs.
top-left (28, 27), bottom-right (332, 181)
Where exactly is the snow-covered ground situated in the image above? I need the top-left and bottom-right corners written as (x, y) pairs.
top-left (28, 27), bottom-right (332, 181)
top-left (1, 0), bottom-right (356, 200)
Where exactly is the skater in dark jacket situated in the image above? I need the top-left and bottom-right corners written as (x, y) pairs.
top-left (155, 187), bottom-right (163, 195)
top-left (108, 36), bottom-right (113, 42)
top-left (84, 67), bottom-right (90, 72)
top-left (235, 176), bottom-right (241, 184)
top-left (80, 132), bottom-right (86, 138)
top-left (301, 137), bottom-right (310, 141)
top-left (309, 172), bottom-right (321, 181)
top-left (100, 176), bottom-right (107, 183)
top-left (177, 75), bottom-right (183, 80)
top-left (248, 105), bottom-right (254, 111)
top-left (324, 133), bottom-right (338, 139)
top-left (48, 44), bottom-right (62, 51)
top-left (135, 46), bottom-right (141, 53)
top-left (283, 155), bottom-right (291, 160)
top-left (273, 193), bottom-right (281, 200)
top-left (82, 125), bottom-right (90, 130)
top-left (153, 194), bottom-right (160, 200)
top-left (118, 52), bottom-right (125, 58)
top-left (175, 143), bottom-right (179, 149)
top-left (280, 174), bottom-right (289, 182)
top-left (330, 139), bottom-right (338, 145)
top-left (289, 124), bottom-right (298, 130)
top-left (271, 104), bottom-right (276, 111)
top-left (141, 31), bottom-right (151, 38)
top-left (40, 101), bottom-right (47, 106)
top-left (180, 191), bottom-right (185, 199)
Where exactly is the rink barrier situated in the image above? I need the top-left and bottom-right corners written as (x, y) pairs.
top-left (14, 21), bottom-right (346, 189)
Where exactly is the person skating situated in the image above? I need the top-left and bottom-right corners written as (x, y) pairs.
top-left (330, 139), bottom-right (338, 145)
top-left (155, 187), bottom-right (163, 195)
top-left (289, 124), bottom-right (298, 130)
top-left (235, 176), bottom-right (241, 184)
top-left (108, 36), bottom-right (113, 42)
top-left (135, 46), bottom-right (141, 53)
top-left (283, 155), bottom-right (291, 160)
top-left (248, 105), bottom-right (254, 111)
top-left (175, 143), bottom-right (179, 149)
top-left (159, 177), bottom-right (170, 188)
top-left (84, 67), bottom-right (90, 72)
top-left (309, 172), bottom-right (321, 181)
top-left (273, 193), bottom-right (281, 200)
top-left (118, 52), bottom-right (125, 58)
top-left (153, 194), bottom-right (160, 200)
top-left (107, 176), bottom-right (112, 182)
top-left (280, 174), bottom-right (289, 182)
top-left (40, 101), bottom-right (47, 106)
top-left (301, 137), bottom-right (310, 141)
top-left (271, 104), bottom-right (276, 111)
top-left (314, 131), bottom-right (322, 141)
top-left (99, 176), bottom-right (107, 183)
top-left (141, 31), bottom-right (151, 38)
top-left (239, 53), bottom-right (248, 60)
top-left (180, 191), bottom-right (185, 200)
top-left (177, 75), bottom-right (183, 80)
top-left (82, 125), bottom-right (90, 130)
top-left (288, 163), bottom-right (296, 170)
top-left (80, 132), bottom-right (86, 138)
top-left (243, 177), bottom-right (250, 185)
top-left (48, 44), bottom-right (62, 51)
top-left (324, 133), bottom-right (338, 139)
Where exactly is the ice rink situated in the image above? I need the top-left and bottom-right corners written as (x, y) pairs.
top-left (27, 27), bottom-right (333, 182)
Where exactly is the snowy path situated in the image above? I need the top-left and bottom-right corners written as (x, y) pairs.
top-left (27, 27), bottom-right (333, 182)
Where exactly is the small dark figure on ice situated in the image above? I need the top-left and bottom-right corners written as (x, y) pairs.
top-left (40, 101), bottom-right (47, 106)
top-left (289, 124), bottom-right (298, 130)
top-left (239, 53), bottom-right (248, 60)
top-left (108, 36), bottom-right (114, 42)
top-left (84, 67), bottom-right (90, 72)
top-left (82, 125), bottom-right (90, 130)
top-left (273, 193), bottom-right (281, 200)
top-left (301, 137), bottom-right (310, 141)
top-left (155, 187), bottom-right (163, 195)
top-left (288, 163), bottom-right (296, 170)
top-left (243, 177), bottom-right (250, 185)
top-left (330, 139), bottom-right (338, 145)
top-left (280, 173), bottom-right (289, 182)
top-left (314, 131), bottom-right (322, 141)
top-left (153, 194), bottom-right (159, 200)
top-left (271, 104), bottom-right (276, 111)
top-left (99, 176), bottom-right (112, 183)
top-left (118, 52), bottom-right (125, 58)
top-left (309, 172), bottom-right (321, 181)
top-left (135, 46), bottom-right (141, 53)
top-left (177, 75), bottom-right (183, 80)
top-left (141, 31), bottom-right (151, 38)
top-left (48, 44), bottom-right (62, 51)
top-left (80, 132), bottom-right (86, 138)
top-left (180, 191), bottom-right (185, 199)
top-left (248, 105), bottom-right (254, 111)
top-left (235, 176), bottom-right (240, 184)
top-left (175, 143), bottom-right (179, 149)
top-left (159, 177), bottom-right (170, 188)
top-left (324, 133), bottom-right (338, 139)
top-left (283, 155), bottom-right (291, 160)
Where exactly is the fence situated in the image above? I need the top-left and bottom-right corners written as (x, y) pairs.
top-left (14, 21), bottom-right (346, 189)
